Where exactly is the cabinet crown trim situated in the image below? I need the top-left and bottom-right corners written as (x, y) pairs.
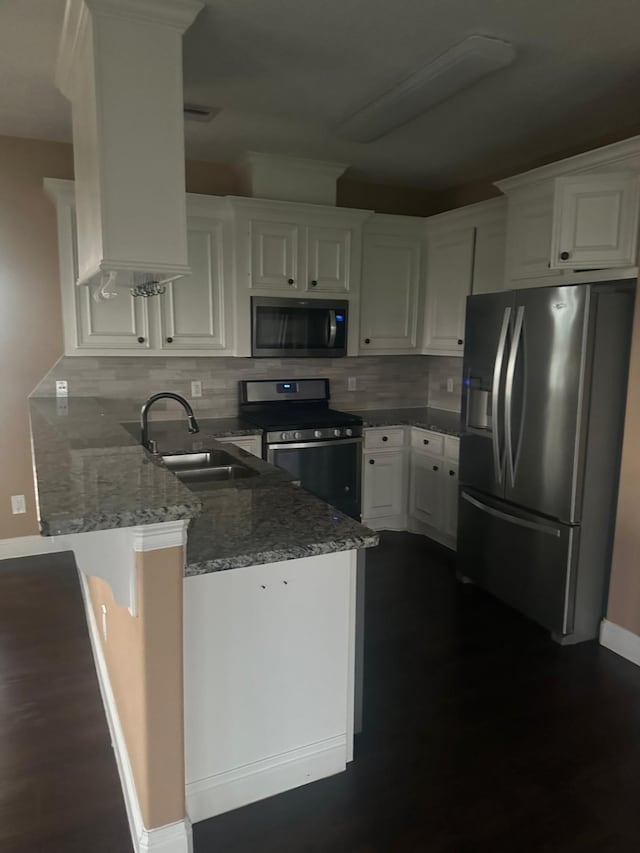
top-left (495, 134), bottom-right (640, 193)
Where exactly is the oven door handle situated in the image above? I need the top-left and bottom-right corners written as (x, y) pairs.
top-left (267, 437), bottom-right (363, 462)
top-left (327, 310), bottom-right (337, 348)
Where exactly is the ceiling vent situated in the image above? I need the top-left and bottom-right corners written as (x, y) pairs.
top-left (336, 35), bottom-right (516, 143)
top-left (55, 0), bottom-right (203, 298)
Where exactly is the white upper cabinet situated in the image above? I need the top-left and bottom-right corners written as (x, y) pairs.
top-left (359, 216), bottom-right (423, 354)
top-left (503, 186), bottom-right (563, 285)
top-left (306, 225), bottom-right (351, 292)
top-left (423, 226), bottom-right (474, 354)
top-left (249, 220), bottom-right (302, 290)
top-left (159, 218), bottom-right (227, 351)
top-left (422, 198), bottom-right (507, 354)
top-left (76, 276), bottom-right (151, 350)
top-left (550, 173), bottom-right (640, 269)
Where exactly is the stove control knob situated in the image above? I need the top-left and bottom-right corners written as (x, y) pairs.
top-left (293, 431), bottom-right (302, 440)
top-left (314, 429), bottom-right (323, 438)
top-left (333, 428), bottom-right (341, 437)
top-left (281, 432), bottom-right (290, 441)
top-left (344, 428), bottom-right (353, 437)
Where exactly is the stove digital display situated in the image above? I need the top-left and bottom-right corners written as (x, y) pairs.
top-left (276, 382), bottom-right (298, 393)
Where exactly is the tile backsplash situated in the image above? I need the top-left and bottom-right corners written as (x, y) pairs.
top-left (32, 355), bottom-right (440, 417)
top-left (426, 356), bottom-right (463, 413)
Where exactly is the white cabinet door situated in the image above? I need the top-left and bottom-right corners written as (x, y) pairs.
top-left (423, 227), bottom-right (474, 354)
top-left (250, 220), bottom-right (302, 290)
top-left (551, 173), bottom-right (640, 269)
top-left (159, 218), bottom-right (226, 350)
top-left (409, 451), bottom-right (444, 529)
top-left (506, 193), bottom-right (563, 285)
top-left (472, 219), bottom-right (506, 294)
top-left (360, 234), bottom-right (420, 353)
top-left (307, 225), bottom-right (351, 292)
top-left (443, 461), bottom-right (459, 539)
top-left (76, 280), bottom-right (150, 350)
top-left (362, 450), bottom-right (405, 519)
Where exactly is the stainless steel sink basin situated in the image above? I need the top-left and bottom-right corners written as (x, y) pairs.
top-left (161, 450), bottom-right (258, 486)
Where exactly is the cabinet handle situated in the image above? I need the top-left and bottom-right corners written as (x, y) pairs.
top-left (364, 338), bottom-right (371, 344)
top-left (137, 337), bottom-right (145, 344)
top-left (457, 339), bottom-right (464, 345)
top-left (166, 337), bottom-right (173, 343)
top-left (382, 436), bottom-right (388, 442)
top-left (449, 469), bottom-right (455, 476)
top-left (288, 278), bottom-right (295, 285)
top-left (311, 280), bottom-right (318, 287)
top-left (423, 439), bottom-right (429, 445)
top-left (369, 459), bottom-right (375, 465)
top-left (560, 251), bottom-right (570, 261)
top-left (432, 465), bottom-right (439, 471)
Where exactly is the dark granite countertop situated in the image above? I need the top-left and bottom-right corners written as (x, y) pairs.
top-left (29, 397), bottom-right (378, 572)
top-left (346, 407), bottom-right (461, 436)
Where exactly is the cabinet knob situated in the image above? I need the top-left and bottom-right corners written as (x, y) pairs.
top-left (364, 338), bottom-right (371, 344)
top-left (311, 280), bottom-right (318, 287)
top-left (457, 339), bottom-right (464, 346)
top-left (166, 337), bottom-right (173, 343)
top-left (382, 436), bottom-right (388, 442)
top-left (288, 278), bottom-right (295, 285)
top-left (423, 439), bottom-right (429, 445)
top-left (449, 469), bottom-right (455, 476)
top-left (432, 465), bottom-right (439, 471)
top-left (137, 337), bottom-right (145, 344)
top-left (369, 458), bottom-right (375, 465)
top-left (560, 251), bottom-right (570, 261)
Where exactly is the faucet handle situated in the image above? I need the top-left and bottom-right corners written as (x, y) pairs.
top-left (146, 438), bottom-right (158, 454)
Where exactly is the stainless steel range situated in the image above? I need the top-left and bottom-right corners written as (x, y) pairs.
top-left (239, 378), bottom-right (363, 519)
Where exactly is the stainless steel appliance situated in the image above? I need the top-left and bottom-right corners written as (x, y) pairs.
top-left (251, 297), bottom-right (348, 357)
top-left (458, 281), bottom-right (634, 643)
top-left (239, 378), bottom-right (362, 518)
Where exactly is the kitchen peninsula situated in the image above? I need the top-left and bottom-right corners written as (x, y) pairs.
top-left (28, 395), bottom-right (378, 847)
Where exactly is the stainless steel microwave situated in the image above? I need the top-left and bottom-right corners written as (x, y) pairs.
top-left (251, 297), bottom-right (348, 358)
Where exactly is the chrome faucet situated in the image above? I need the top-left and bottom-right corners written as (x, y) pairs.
top-left (140, 392), bottom-right (200, 454)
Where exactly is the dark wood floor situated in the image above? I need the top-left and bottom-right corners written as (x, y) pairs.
top-left (0, 552), bottom-right (130, 853)
top-left (194, 532), bottom-right (640, 853)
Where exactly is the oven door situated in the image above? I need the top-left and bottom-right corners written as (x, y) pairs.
top-left (252, 297), bottom-right (348, 357)
top-left (268, 438), bottom-right (362, 519)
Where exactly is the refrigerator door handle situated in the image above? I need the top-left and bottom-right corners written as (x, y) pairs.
top-left (505, 305), bottom-right (525, 488)
top-left (491, 306), bottom-right (511, 484)
top-left (461, 491), bottom-right (562, 537)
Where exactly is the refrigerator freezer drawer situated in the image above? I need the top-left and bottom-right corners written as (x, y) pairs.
top-left (458, 490), bottom-right (578, 635)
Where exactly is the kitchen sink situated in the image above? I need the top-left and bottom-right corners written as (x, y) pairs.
top-left (161, 450), bottom-right (259, 486)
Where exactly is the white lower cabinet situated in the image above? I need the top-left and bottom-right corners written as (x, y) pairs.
top-left (215, 434), bottom-right (262, 457)
top-left (407, 429), bottom-right (460, 549)
top-left (361, 427), bottom-right (407, 529)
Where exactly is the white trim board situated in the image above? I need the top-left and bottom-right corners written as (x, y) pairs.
top-left (600, 619), bottom-right (640, 667)
top-left (78, 572), bottom-right (192, 853)
top-left (0, 534), bottom-right (68, 561)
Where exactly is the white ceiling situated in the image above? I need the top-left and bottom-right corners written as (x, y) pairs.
top-left (2, 0), bottom-right (640, 189)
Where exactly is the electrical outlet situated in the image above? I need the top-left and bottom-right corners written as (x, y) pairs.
top-left (11, 495), bottom-right (26, 514)
top-left (191, 380), bottom-right (202, 398)
top-left (446, 377), bottom-right (455, 393)
top-left (56, 398), bottom-right (69, 416)
top-left (347, 376), bottom-right (357, 391)
top-left (56, 380), bottom-right (68, 397)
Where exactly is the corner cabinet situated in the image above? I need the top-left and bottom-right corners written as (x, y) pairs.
top-left (359, 215), bottom-right (424, 355)
top-left (46, 179), bottom-right (235, 356)
top-left (422, 198), bottom-right (507, 353)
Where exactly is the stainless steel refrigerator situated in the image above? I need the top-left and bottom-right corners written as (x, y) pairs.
top-left (458, 281), bottom-right (635, 643)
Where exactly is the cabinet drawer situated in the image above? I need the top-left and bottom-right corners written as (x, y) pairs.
top-left (410, 429), bottom-right (444, 456)
top-left (364, 427), bottom-right (406, 450)
top-left (445, 436), bottom-right (460, 462)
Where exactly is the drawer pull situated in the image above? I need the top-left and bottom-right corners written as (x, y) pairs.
top-left (423, 439), bottom-right (429, 445)
top-left (369, 459), bottom-right (375, 465)
top-left (382, 436), bottom-right (388, 442)
top-left (449, 469), bottom-right (455, 476)
top-left (432, 465), bottom-right (439, 471)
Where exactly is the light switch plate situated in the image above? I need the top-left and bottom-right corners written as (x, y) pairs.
top-left (11, 495), bottom-right (26, 514)
top-left (191, 380), bottom-right (202, 398)
top-left (347, 377), bottom-right (357, 391)
top-left (446, 377), bottom-right (455, 393)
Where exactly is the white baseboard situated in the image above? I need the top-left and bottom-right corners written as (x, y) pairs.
top-left (0, 534), bottom-right (68, 560)
top-left (186, 736), bottom-right (347, 823)
top-left (600, 618), bottom-right (640, 667)
top-left (78, 572), bottom-right (192, 853)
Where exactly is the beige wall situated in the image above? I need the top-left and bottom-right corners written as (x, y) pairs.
top-left (87, 545), bottom-right (185, 829)
top-left (0, 136), bottom-right (72, 538)
top-left (607, 294), bottom-right (640, 635)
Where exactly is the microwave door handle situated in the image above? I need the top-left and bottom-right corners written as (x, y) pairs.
top-left (327, 310), bottom-right (337, 348)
